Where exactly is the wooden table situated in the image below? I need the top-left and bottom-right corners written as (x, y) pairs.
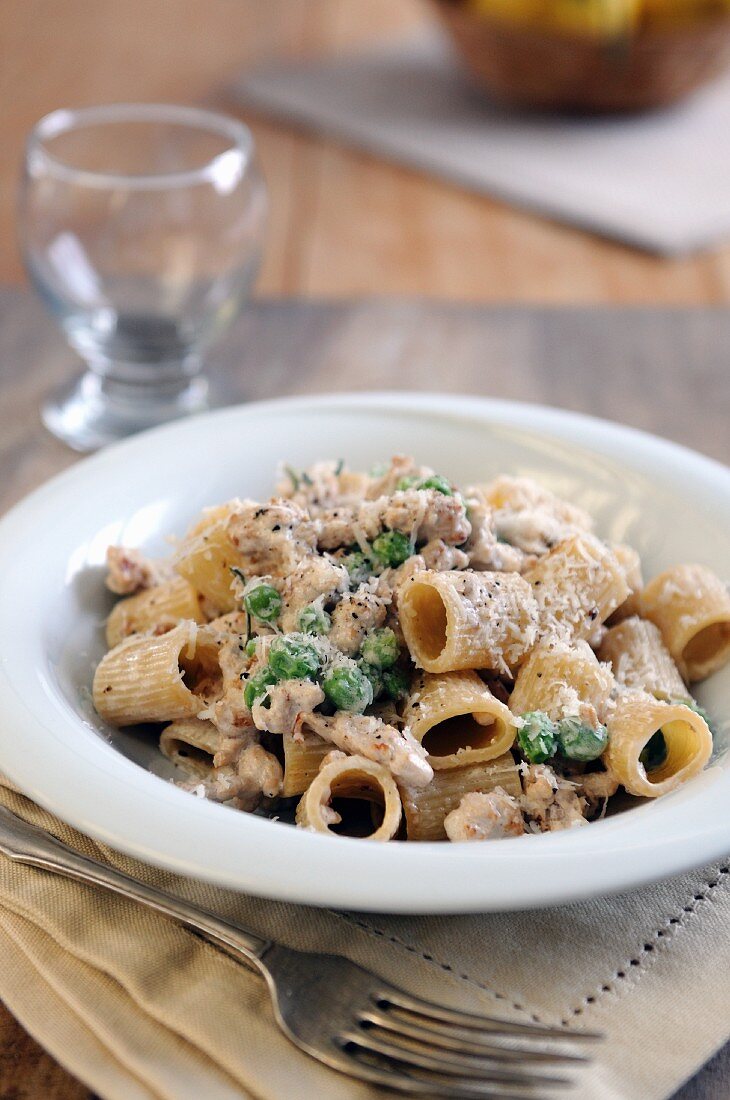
top-left (4, 0), bottom-right (730, 303)
top-left (1, 288), bottom-right (729, 1097)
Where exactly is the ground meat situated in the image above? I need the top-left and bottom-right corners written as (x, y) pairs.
top-left (299, 712), bottom-right (433, 788)
top-left (420, 539), bottom-right (469, 572)
top-left (520, 764), bottom-right (588, 832)
top-left (280, 555), bottom-right (349, 631)
top-left (227, 499), bottom-right (317, 578)
top-left (315, 508), bottom-right (358, 551)
top-left (373, 556), bottom-right (426, 603)
top-left (578, 769), bottom-right (620, 802)
top-left (237, 744), bottom-right (283, 799)
top-left (252, 679), bottom-right (325, 736)
top-left (329, 586), bottom-right (388, 656)
top-left (463, 496), bottom-right (533, 574)
top-left (444, 789), bottom-right (525, 842)
top-left (276, 461), bottom-right (369, 516)
top-left (213, 730), bottom-right (256, 769)
top-left (365, 455), bottom-right (432, 500)
top-left (188, 744), bottom-right (282, 810)
top-left (358, 489), bottom-right (471, 547)
top-left (213, 685), bottom-right (256, 740)
top-left (493, 508), bottom-right (577, 557)
top-left (105, 546), bottom-right (159, 594)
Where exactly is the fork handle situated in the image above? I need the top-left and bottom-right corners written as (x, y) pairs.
top-left (0, 807), bottom-right (272, 972)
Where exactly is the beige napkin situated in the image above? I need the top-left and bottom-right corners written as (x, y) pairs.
top-left (235, 33), bottom-right (730, 255)
top-left (0, 778), bottom-right (728, 1100)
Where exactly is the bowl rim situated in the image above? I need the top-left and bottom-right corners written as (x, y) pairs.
top-left (0, 391), bottom-right (728, 914)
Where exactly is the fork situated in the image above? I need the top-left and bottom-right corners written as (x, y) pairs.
top-left (0, 805), bottom-right (600, 1097)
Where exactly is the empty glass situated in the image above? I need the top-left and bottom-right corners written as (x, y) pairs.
top-left (20, 104), bottom-right (267, 451)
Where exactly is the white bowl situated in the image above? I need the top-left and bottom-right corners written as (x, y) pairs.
top-left (0, 393), bottom-right (728, 913)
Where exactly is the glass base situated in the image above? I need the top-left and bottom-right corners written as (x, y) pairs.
top-left (41, 371), bottom-right (210, 452)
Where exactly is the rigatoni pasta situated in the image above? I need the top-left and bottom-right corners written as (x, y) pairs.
top-left (639, 563), bottom-right (730, 681)
top-left (608, 543), bottom-right (644, 624)
top-left (603, 692), bottom-right (712, 798)
top-left (93, 621), bottom-right (206, 726)
top-left (399, 753), bottom-right (521, 841)
top-left (93, 455), bottom-right (726, 844)
top-left (403, 671), bottom-right (517, 769)
top-left (398, 569), bottom-right (538, 674)
top-left (160, 717), bottom-right (219, 780)
top-left (510, 639), bottom-right (614, 726)
top-left (524, 532), bottom-right (630, 644)
top-left (281, 727), bottom-right (331, 797)
top-left (175, 506), bottom-right (247, 613)
top-left (106, 576), bottom-right (205, 648)
top-left (598, 616), bottom-right (688, 702)
top-left (295, 755), bottom-right (402, 840)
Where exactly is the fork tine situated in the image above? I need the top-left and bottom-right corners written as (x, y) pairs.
top-left (359, 1011), bottom-right (590, 1065)
top-left (341, 1029), bottom-right (571, 1087)
top-left (340, 1042), bottom-right (565, 1099)
top-left (378, 990), bottom-right (603, 1041)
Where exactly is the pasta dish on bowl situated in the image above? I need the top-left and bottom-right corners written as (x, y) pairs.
top-left (92, 455), bottom-right (728, 843)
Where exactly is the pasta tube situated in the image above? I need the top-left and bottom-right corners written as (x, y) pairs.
top-left (403, 671), bottom-right (518, 769)
top-left (479, 475), bottom-right (592, 531)
top-left (399, 752), bottom-right (521, 841)
top-left (106, 576), bottom-right (205, 648)
top-left (160, 717), bottom-right (219, 779)
top-left (598, 617), bottom-right (688, 701)
top-left (93, 621), bottom-right (206, 726)
top-left (398, 569), bottom-right (538, 674)
top-left (281, 728), bottom-right (331, 797)
top-left (608, 543), bottom-right (644, 624)
top-left (295, 755), bottom-right (402, 840)
top-left (639, 564), bottom-right (730, 682)
top-left (525, 532), bottom-right (629, 644)
top-left (175, 505), bottom-right (247, 612)
top-left (603, 691), bottom-right (712, 798)
top-left (510, 639), bottom-right (614, 724)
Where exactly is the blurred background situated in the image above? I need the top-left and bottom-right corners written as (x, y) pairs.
top-left (5, 0), bottom-right (730, 304)
top-left (1, 2), bottom-right (730, 1096)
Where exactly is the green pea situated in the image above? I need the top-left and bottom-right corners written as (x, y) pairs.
top-left (268, 635), bottom-right (322, 681)
top-left (395, 475), bottom-right (419, 491)
top-left (245, 638), bottom-right (257, 657)
top-left (671, 697), bottom-right (717, 738)
top-left (556, 718), bottom-right (608, 762)
top-left (640, 731), bottom-right (667, 772)
top-left (517, 711), bottom-right (557, 764)
top-left (341, 549), bottom-right (373, 587)
top-left (372, 529), bottom-right (411, 568)
top-left (417, 475), bottom-right (453, 496)
top-left (323, 666), bottom-right (373, 714)
top-left (360, 627), bottom-right (400, 670)
top-left (243, 668), bottom-right (278, 710)
top-left (357, 659), bottom-right (383, 701)
top-left (298, 604), bottom-right (331, 636)
top-left (382, 666), bottom-right (411, 701)
top-left (244, 584), bottom-right (282, 624)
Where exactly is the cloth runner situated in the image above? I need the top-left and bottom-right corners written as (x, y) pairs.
top-left (0, 780), bottom-right (728, 1100)
top-left (235, 33), bottom-right (730, 255)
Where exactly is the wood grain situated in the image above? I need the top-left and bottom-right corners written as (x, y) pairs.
top-left (0, 297), bottom-right (728, 1097)
top-left (3, 0), bottom-right (730, 302)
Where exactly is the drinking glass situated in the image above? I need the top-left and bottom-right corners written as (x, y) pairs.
top-left (19, 104), bottom-right (267, 451)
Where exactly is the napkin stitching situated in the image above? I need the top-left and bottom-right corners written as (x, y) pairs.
top-left (563, 864), bottom-right (730, 1023)
top-left (333, 912), bottom-right (546, 1025)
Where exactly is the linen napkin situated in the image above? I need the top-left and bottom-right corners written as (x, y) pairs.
top-left (235, 33), bottom-right (730, 255)
top-left (0, 776), bottom-right (728, 1100)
